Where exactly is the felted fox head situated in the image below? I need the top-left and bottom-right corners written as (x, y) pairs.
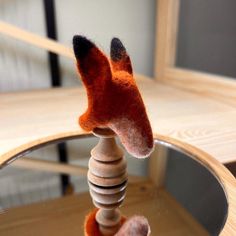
top-left (73, 36), bottom-right (154, 158)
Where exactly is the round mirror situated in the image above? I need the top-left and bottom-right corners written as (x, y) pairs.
top-left (0, 136), bottom-right (228, 235)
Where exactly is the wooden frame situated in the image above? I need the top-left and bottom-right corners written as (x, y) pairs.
top-left (155, 0), bottom-right (236, 101)
top-left (149, 0), bottom-right (236, 188)
top-left (0, 21), bottom-right (74, 59)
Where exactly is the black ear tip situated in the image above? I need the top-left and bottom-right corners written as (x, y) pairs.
top-left (111, 37), bottom-right (125, 51)
top-left (110, 37), bottom-right (126, 61)
top-left (73, 35), bottom-right (94, 59)
top-left (111, 37), bottom-right (121, 44)
top-left (73, 35), bottom-right (90, 45)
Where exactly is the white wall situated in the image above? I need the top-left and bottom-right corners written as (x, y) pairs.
top-left (55, 0), bottom-right (156, 86)
top-left (0, 0), bottom-right (50, 92)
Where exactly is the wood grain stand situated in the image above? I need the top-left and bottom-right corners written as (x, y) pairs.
top-left (88, 128), bottom-right (128, 235)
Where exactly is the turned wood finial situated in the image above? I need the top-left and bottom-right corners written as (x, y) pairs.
top-left (88, 128), bottom-right (128, 235)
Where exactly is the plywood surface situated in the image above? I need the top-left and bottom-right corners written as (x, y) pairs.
top-left (0, 182), bottom-right (209, 236)
top-left (1, 75), bottom-right (236, 164)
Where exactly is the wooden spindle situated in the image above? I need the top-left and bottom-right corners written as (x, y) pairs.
top-left (88, 128), bottom-right (127, 235)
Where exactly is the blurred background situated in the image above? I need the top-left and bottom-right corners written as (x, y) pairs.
top-left (0, 0), bottom-right (236, 211)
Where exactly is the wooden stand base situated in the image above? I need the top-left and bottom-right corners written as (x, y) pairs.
top-left (87, 128), bottom-right (128, 235)
top-left (84, 208), bottom-right (126, 236)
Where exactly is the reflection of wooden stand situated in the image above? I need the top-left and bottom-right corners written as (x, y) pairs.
top-left (88, 128), bottom-right (127, 235)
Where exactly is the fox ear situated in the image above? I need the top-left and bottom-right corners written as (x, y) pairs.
top-left (110, 38), bottom-right (133, 75)
top-left (73, 35), bottom-right (112, 85)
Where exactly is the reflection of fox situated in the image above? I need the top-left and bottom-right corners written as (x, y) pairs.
top-left (73, 36), bottom-right (154, 158)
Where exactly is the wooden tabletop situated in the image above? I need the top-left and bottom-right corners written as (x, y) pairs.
top-left (1, 75), bottom-right (236, 235)
top-left (1, 75), bottom-right (236, 165)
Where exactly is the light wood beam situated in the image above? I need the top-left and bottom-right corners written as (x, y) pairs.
top-left (11, 157), bottom-right (146, 184)
top-left (0, 21), bottom-right (74, 59)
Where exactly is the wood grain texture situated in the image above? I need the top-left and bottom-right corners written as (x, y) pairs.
top-left (0, 182), bottom-right (209, 236)
top-left (88, 128), bottom-right (127, 235)
top-left (155, 0), bottom-right (180, 79)
top-left (2, 76), bottom-right (236, 165)
top-left (163, 67), bottom-right (236, 102)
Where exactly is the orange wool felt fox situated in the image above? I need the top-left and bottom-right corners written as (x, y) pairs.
top-left (73, 36), bottom-right (154, 158)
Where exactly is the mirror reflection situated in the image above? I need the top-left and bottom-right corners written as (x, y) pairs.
top-left (0, 137), bottom-right (228, 236)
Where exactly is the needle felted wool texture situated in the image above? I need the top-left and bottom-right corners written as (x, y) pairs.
top-left (84, 209), bottom-right (150, 236)
top-left (73, 36), bottom-right (154, 158)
